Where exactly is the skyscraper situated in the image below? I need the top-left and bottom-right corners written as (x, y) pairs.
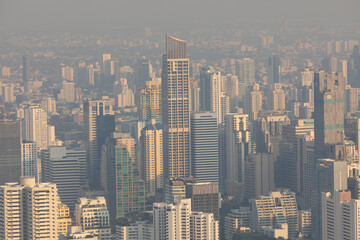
top-left (21, 140), bottom-right (39, 183)
top-left (162, 35), bottom-right (190, 179)
top-left (153, 198), bottom-right (219, 240)
top-left (0, 120), bottom-right (21, 185)
top-left (245, 153), bottom-right (275, 199)
top-left (83, 98), bottom-right (115, 188)
top-left (135, 57), bottom-right (152, 88)
top-left (23, 106), bottom-right (52, 150)
top-left (236, 58), bottom-right (255, 84)
top-left (58, 81), bottom-right (75, 103)
top-left (139, 80), bottom-right (162, 121)
top-left (244, 83), bottom-right (262, 121)
top-left (186, 182), bottom-right (220, 220)
top-left (41, 146), bottom-right (86, 210)
top-left (103, 132), bottom-right (145, 219)
top-left (269, 83), bottom-right (286, 111)
top-left (268, 55), bottom-right (281, 84)
top-left (0, 177), bottom-right (59, 239)
top-left (60, 65), bottom-right (74, 81)
top-left (140, 120), bottom-right (163, 196)
top-left (348, 45), bottom-right (360, 88)
top-left (41, 97), bottom-right (57, 115)
top-left (314, 71), bottom-right (345, 159)
top-left (23, 55), bottom-right (30, 92)
top-left (225, 113), bottom-right (252, 197)
top-left (321, 191), bottom-right (360, 240)
top-left (190, 112), bottom-right (219, 183)
top-left (199, 66), bottom-right (222, 123)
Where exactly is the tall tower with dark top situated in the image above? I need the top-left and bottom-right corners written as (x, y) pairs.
top-left (162, 35), bottom-right (190, 180)
top-left (268, 55), bottom-right (280, 84)
top-left (83, 98), bottom-right (115, 189)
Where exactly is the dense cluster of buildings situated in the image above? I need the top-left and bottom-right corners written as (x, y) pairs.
top-left (1, 27), bottom-right (360, 239)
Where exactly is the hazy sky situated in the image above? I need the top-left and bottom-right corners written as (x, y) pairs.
top-left (1, 0), bottom-right (359, 34)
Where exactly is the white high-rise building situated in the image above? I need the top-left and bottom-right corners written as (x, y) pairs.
top-left (162, 35), bottom-right (191, 179)
top-left (41, 97), bottom-right (57, 115)
top-left (199, 66), bottom-right (222, 124)
top-left (61, 65), bottom-right (74, 81)
top-left (21, 140), bottom-right (39, 182)
top-left (269, 83), bottom-right (286, 111)
top-left (75, 197), bottom-right (111, 240)
top-left (321, 190), bottom-right (360, 240)
top-left (140, 120), bottom-right (163, 196)
top-left (301, 68), bottom-right (314, 87)
top-left (153, 198), bottom-right (219, 240)
top-left (244, 84), bottom-right (262, 121)
top-left (23, 106), bottom-right (52, 150)
top-left (1, 84), bottom-right (15, 103)
top-left (225, 113), bottom-right (252, 197)
top-left (116, 221), bottom-right (154, 240)
top-left (58, 81), bottom-right (75, 103)
top-left (0, 177), bottom-right (58, 240)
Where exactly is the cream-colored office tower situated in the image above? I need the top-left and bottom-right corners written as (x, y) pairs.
top-left (251, 190), bottom-right (299, 238)
top-left (1, 66), bottom-right (10, 77)
top-left (23, 106), bottom-right (51, 150)
top-left (1, 84), bottom-right (15, 103)
top-left (321, 190), bottom-right (360, 240)
top-left (244, 83), bottom-right (262, 121)
top-left (140, 120), bottom-right (163, 196)
top-left (139, 80), bottom-right (162, 121)
top-left (341, 59), bottom-right (348, 83)
top-left (60, 65), bottom-right (74, 81)
top-left (269, 83), bottom-right (286, 111)
top-left (75, 197), bottom-right (111, 240)
top-left (41, 97), bottom-right (57, 115)
top-left (190, 212), bottom-right (219, 240)
top-left (301, 68), bottom-right (314, 87)
top-left (116, 79), bottom-right (135, 108)
top-left (162, 35), bottom-right (190, 179)
top-left (58, 80), bottom-right (75, 103)
top-left (346, 85), bottom-right (359, 114)
top-left (199, 66), bottom-right (222, 123)
top-left (0, 177), bottom-right (58, 240)
top-left (225, 113), bottom-right (252, 197)
top-left (153, 198), bottom-right (219, 240)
